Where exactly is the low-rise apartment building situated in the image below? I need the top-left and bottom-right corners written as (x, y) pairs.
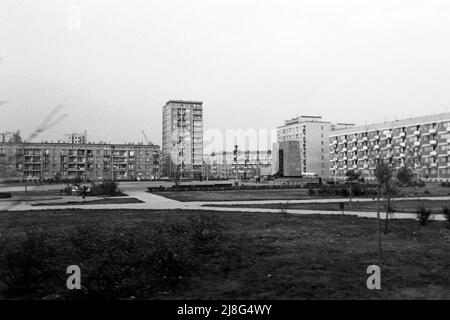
top-left (329, 113), bottom-right (450, 180)
top-left (0, 142), bottom-right (161, 182)
top-left (204, 150), bottom-right (272, 180)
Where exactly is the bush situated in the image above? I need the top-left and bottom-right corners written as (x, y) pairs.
top-left (91, 180), bottom-right (119, 196)
top-left (416, 205), bottom-right (432, 226)
top-left (442, 206), bottom-right (450, 229)
top-left (415, 180), bottom-right (426, 188)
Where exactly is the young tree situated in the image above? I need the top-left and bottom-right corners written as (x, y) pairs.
top-left (173, 170), bottom-right (181, 188)
top-left (383, 179), bottom-right (397, 234)
top-left (373, 162), bottom-right (393, 261)
top-left (396, 166), bottom-right (413, 187)
top-left (345, 169), bottom-right (361, 208)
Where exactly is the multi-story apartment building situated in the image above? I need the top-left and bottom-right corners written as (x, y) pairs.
top-left (162, 100), bottom-right (203, 179)
top-left (276, 115), bottom-right (333, 178)
top-left (329, 113), bottom-right (450, 180)
top-left (0, 141), bottom-right (160, 182)
top-left (205, 150), bottom-right (272, 180)
top-left (63, 131), bottom-right (87, 144)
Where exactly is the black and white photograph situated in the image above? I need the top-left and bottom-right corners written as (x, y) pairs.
top-left (1, 0), bottom-right (450, 312)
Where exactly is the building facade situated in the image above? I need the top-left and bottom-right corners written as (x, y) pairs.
top-left (329, 113), bottom-right (450, 180)
top-left (162, 100), bottom-right (203, 179)
top-left (205, 150), bottom-right (272, 180)
top-left (63, 131), bottom-right (87, 144)
top-left (271, 141), bottom-right (302, 177)
top-left (0, 142), bottom-right (160, 182)
top-left (276, 116), bottom-right (332, 178)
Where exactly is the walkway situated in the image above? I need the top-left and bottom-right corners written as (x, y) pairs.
top-left (0, 190), bottom-right (447, 222)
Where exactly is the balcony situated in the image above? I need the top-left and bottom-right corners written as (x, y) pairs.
top-left (429, 128), bottom-right (437, 134)
top-left (386, 143), bottom-right (392, 148)
top-left (374, 145), bottom-right (380, 150)
top-left (400, 132), bottom-right (406, 137)
top-left (414, 130), bottom-right (421, 136)
top-left (430, 151), bottom-right (437, 157)
top-left (430, 162), bottom-right (438, 167)
top-left (384, 133), bottom-right (392, 139)
top-left (362, 146), bottom-right (368, 151)
top-left (399, 142), bottom-right (406, 148)
top-left (342, 148), bottom-right (347, 152)
top-left (430, 140), bottom-right (437, 145)
top-left (414, 141), bottom-right (420, 147)
top-left (352, 147), bottom-right (357, 151)
top-left (362, 137), bottom-right (368, 142)
top-left (400, 153), bottom-right (405, 158)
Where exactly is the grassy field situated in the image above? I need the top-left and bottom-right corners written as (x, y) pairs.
top-left (1, 209), bottom-right (450, 299)
top-left (153, 189), bottom-right (315, 202)
top-left (152, 183), bottom-right (450, 202)
top-left (208, 199), bottom-right (450, 213)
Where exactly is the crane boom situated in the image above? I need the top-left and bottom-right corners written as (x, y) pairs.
top-left (141, 130), bottom-right (153, 145)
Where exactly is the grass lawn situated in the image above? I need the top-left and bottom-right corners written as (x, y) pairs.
top-left (1, 209), bottom-right (450, 299)
top-left (152, 189), bottom-right (316, 202)
top-left (208, 199), bottom-right (450, 214)
top-left (31, 197), bottom-right (143, 206)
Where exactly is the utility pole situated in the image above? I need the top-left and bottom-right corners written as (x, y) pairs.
top-left (110, 145), bottom-right (115, 182)
top-left (233, 145), bottom-right (238, 188)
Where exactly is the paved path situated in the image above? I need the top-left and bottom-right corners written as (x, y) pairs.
top-left (1, 189), bottom-right (448, 222)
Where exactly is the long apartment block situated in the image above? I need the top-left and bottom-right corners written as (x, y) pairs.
top-left (205, 150), bottom-right (272, 179)
top-left (0, 142), bottom-right (161, 182)
top-left (329, 113), bottom-right (450, 180)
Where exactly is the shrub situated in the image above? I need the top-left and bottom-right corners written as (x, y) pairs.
top-left (73, 176), bottom-right (82, 184)
top-left (91, 180), bottom-right (119, 196)
top-left (442, 206), bottom-right (450, 229)
top-left (308, 188), bottom-right (315, 196)
top-left (415, 180), bottom-right (426, 188)
top-left (0, 192), bottom-right (11, 198)
top-left (416, 205), bottom-right (432, 226)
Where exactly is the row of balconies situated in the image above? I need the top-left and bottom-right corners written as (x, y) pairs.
top-left (331, 127), bottom-right (446, 146)
top-left (331, 139), bottom-right (439, 152)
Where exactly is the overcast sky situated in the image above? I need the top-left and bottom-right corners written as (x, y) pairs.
top-left (1, 0), bottom-right (450, 147)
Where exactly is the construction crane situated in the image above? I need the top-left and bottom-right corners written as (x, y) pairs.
top-left (141, 130), bottom-right (153, 145)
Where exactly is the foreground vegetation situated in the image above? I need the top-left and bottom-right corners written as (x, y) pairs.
top-left (1, 209), bottom-right (450, 299)
top-left (208, 199), bottom-right (450, 214)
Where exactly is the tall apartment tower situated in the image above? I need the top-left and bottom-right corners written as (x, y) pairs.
top-left (162, 100), bottom-right (203, 179)
top-left (276, 115), bottom-right (332, 178)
